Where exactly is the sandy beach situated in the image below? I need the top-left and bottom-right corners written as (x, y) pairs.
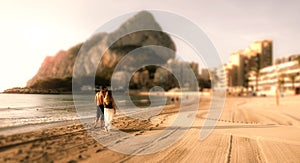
top-left (0, 95), bottom-right (299, 162)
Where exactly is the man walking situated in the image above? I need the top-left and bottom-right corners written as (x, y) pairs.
top-left (94, 86), bottom-right (107, 128)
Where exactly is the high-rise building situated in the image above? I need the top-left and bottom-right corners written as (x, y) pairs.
top-left (199, 69), bottom-right (210, 81)
top-left (227, 50), bottom-right (245, 87)
top-left (224, 40), bottom-right (273, 92)
top-left (275, 54), bottom-right (300, 64)
top-left (244, 40), bottom-right (273, 90)
top-left (245, 40), bottom-right (273, 69)
top-left (164, 59), bottom-right (199, 89)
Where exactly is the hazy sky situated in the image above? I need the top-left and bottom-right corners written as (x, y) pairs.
top-left (1, 0), bottom-right (300, 91)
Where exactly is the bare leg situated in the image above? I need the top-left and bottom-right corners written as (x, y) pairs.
top-left (94, 117), bottom-right (99, 128)
top-left (100, 120), bottom-right (104, 128)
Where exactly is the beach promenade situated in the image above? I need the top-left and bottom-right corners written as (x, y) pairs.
top-left (0, 95), bottom-right (299, 162)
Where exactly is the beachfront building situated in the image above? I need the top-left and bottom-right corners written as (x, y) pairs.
top-left (246, 40), bottom-right (273, 69)
top-left (207, 66), bottom-right (226, 91)
top-left (165, 59), bottom-right (199, 89)
top-left (152, 59), bottom-right (199, 90)
top-left (274, 54), bottom-right (300, 65)
top-left (210, 40), bottom-right (300, 95)
top-left (223, 63), bottom-right (239, 91)
top-left (223, 40), bottom-right (273, 93)
top-left (228, 50), bottom-right (245, 87)
top-left (249, 54), bottom-right (300, 95)
top-left (199, 68), bottom-right (210, 81)
top-left (215, 66), bottom-right (226, 90)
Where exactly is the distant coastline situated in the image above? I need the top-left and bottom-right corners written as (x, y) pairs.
top-left (2, 87), bottom-right (72, 94)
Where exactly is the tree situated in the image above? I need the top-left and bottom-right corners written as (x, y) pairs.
top-left (295, 56), bottom-right (300, 66)
top-left (291, 56), bottom-right (300, 92)
top-left (145, 65), bottom-right (157, 79)
top-left (198, 78), bottom-right (211, 90)
top-left (244, 72), bottom-right (251, 91)
top-left (287, 73), bottom-right (297, 90)
top-left (249, 54), bottom-right (261, 92)
top-left (250, 66), bottom-right (260, 91)
top-left (278, 74), bottom-right (286, 91)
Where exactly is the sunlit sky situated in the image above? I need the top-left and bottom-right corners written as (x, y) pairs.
top-left (1, 0), bottom-right (300, 92)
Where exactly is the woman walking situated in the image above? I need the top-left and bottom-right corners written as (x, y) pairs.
top-left (103, 90), bottom-right (116, 132)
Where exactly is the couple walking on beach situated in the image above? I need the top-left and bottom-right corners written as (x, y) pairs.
top-left (94, 86), bottom-right (116, 132)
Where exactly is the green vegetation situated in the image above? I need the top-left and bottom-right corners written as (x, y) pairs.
top-left (198, 78), bottom-right (211, 91)
top-left (30, 77), bottom-right (72, 92)
top-left (287, 73), bottom-right (297, 90)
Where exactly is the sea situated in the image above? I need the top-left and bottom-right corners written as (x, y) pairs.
top-left (0, 94), bottom-right (78, 129)
top-left (0, 93), bottom-right (169, 133)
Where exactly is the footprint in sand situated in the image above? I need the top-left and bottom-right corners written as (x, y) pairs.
top-left (134, 133), bottom-right (142, 136)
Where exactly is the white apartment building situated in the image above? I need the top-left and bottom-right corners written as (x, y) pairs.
top-left (249, 60), bottom-right (300, 95)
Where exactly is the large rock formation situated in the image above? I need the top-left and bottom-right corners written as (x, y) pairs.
top-left (26, 11), bottom-right (176, 91)
top-left (27, 43), bottom-right (82, 87)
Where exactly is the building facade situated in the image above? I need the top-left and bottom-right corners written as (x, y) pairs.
top-left (249, 55), bottom-right (300, 95)
top-left (223, 40), bottom-right (273, 93)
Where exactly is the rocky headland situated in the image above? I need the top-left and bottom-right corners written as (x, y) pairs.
top-left (4, 11), bottom-right (176, 94)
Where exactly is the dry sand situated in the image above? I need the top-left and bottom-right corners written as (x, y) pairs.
top-left (0, 95), bottom-right (299, 162)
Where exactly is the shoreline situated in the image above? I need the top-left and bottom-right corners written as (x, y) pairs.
top-left (0, 102), bottom-right (178, 137)
top-left (0, 102), bottom-right (181, 162)
top-left (0, 119), bottom-right (81, 136)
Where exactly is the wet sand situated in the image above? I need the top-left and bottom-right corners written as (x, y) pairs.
top-left (0, 95), bottom-right (299, 162)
